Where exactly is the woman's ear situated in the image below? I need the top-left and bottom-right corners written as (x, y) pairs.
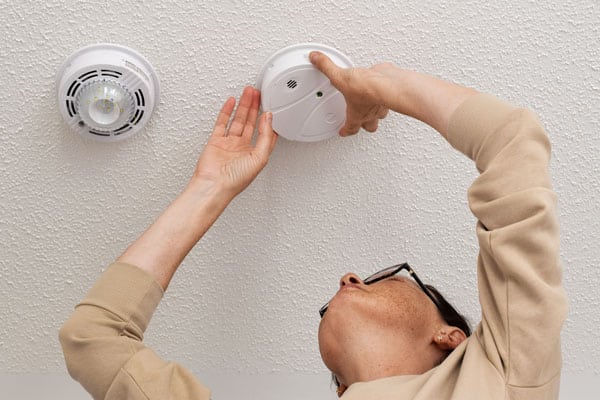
top-left (336, 383), bottom-right (347, 397)
top-left (432, 326), bottom-right (467, 351)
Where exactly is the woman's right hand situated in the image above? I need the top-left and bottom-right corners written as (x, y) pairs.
top-left (309, 51), bottom-right (390, 136)
top-left (311, 52), bottom-right (478, 138)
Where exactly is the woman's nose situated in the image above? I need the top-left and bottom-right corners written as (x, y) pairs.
top-left (339, 273), bottom-right (363, 288)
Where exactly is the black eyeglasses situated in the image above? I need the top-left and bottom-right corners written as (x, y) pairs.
top-left (318, 262), bottom-right (442, 318)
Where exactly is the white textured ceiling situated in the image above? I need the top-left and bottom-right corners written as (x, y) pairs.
top-left (1, 0), bottom-right (599, 395)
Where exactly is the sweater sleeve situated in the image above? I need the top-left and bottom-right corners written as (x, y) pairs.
top-left (446, 94), bottom-right (568, 389)
top-left (59, 262), bottom-right (211, 400)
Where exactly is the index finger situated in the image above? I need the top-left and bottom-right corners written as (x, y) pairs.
top-left (309, 51), bottom-right (344, 87)
top-left (211, 97), bottom-right (236, 137)
top-left (228, 86), bottom-right (255, 137)
top-left (340, 118), bottom-right (362, 136)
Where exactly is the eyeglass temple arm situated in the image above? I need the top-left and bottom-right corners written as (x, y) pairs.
top-left (406, 266), bottom-right (442, 308)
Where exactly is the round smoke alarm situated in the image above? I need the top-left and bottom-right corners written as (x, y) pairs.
top-left (256, 43), bottom-right (352, 142)
top-left (56, 43), bottom-right (160, 142)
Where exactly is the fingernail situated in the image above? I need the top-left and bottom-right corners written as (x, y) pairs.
top-left (309, 51), bottom-right (319, 62)
top-left (267, 112), bottom-right (273, 122)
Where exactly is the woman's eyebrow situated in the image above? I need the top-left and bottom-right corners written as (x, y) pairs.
top-left (385, 276), bottom-right (421, 290)
top-left (387, 276), bottom-right (405, 282)
top-left (384, 276), bottom-right (410, 284)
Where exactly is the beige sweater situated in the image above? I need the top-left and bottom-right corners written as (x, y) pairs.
top-left (59, 94), bottom-right (568, 399)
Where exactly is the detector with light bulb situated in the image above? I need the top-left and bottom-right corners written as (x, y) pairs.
top-left (57, 44), bottom-right (160, 142)
top-left (256, 43), bottom-right (353, 142)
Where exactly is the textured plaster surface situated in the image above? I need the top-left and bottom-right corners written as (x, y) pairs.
top-left (0, 0), bottom-right (599, 396)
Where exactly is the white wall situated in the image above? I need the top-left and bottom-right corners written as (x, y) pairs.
top-left (1, 0), bottom-right (599, 398)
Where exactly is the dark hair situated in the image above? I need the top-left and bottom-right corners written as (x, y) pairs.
top-left (425, 284), bottom-right (472, 337)
top-left (331, 284), bottom-right (471, 395)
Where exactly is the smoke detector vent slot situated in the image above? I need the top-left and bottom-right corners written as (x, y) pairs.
top-left (78, 70), bottom-right (98, 81)
top-left (135, 89), bottom-right (145, 107)
top-left (66, 100), bottom-right (77, 117)
top-left (287, 79), bottom-right (298, 89)
top-left (67, 81), bottom-right (80, 97)
top-left (131, 109), bottom-right (145, 125)
top-left (57, 43), bottom-right (160, 142)
top-left (114, 124), bottom-right (130, 133)
top-left (100, 69), bottom-right (122, 78)
top-left (89, 129), bottom-right (110, 137)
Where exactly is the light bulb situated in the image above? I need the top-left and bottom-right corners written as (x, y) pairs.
top-left (76, 80), bottom-right (134, 131)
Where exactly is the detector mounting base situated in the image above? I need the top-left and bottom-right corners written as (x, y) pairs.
top-left (256, 43), bottom-right (352, 142)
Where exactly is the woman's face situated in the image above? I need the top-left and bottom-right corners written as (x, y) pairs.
top-left (317, 272), bottom-right (438, 372)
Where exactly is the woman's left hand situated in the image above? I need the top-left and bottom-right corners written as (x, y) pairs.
top-left (191, 86), bottom-right (278, 198)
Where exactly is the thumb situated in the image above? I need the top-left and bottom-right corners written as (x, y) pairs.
top-left (310, 51), bottom-right (343, 87)
top-left (256, 112), bottom-right (277, 157)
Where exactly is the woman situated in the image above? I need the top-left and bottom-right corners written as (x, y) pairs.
top-left (60, 52), bottom-right (567, 399)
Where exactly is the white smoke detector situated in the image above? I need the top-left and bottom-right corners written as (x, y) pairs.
top-left (56, 43), bottom-right (160, 142)
top-left (256, 43), bottom-right (352, 142)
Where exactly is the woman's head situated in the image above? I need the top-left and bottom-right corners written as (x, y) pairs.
top-left (317, 264), bottom-right (470, 396)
